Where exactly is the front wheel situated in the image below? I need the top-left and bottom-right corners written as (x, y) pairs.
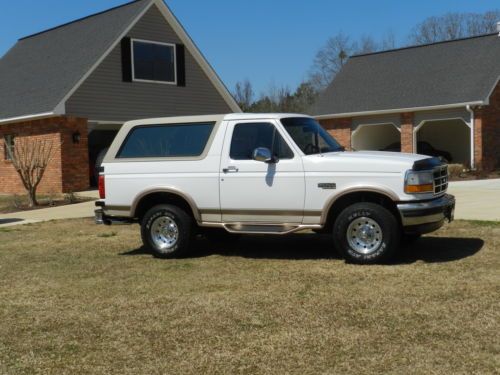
top-left (333, 202), bottom-right (400, 264)
top-left (141, 204), bottom-right (193, 258)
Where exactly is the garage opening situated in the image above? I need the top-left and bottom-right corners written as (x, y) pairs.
top-left (88, 124), bottom-right (122, 186)
top-left (351, 123), bottom-right (400, 151)
top-left (415, 119), bottom-right (470, 165)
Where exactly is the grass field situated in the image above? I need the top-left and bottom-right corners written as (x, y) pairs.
top-left (0, 219), bottom-right (498, 374)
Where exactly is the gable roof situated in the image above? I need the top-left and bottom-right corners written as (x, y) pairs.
top-left (0, 0), bottom-right (239, 123)
top-left (313, 33), bottom-right (500, 118)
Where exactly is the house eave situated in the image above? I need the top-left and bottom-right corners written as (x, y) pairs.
top-left (314, 101), bottom-right (485, 120)
top-left (0, 112), bottom-right (58, 125)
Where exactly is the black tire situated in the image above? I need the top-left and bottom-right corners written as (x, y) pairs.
top-left (141, 204), bottom-right (193, 258)
top-left (333, 202), bottom-right (400, 264)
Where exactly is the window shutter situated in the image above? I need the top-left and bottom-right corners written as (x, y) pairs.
top-left (121, 38), bottom-right (132, 82)
top-left (176, 44), bottom-right (186, 87)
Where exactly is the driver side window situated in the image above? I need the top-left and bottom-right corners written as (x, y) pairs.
top-left (229, 122), bottom-right (294, 160)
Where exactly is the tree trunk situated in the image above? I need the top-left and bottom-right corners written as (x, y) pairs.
top-left (27, 188), bottom-right (38, 208)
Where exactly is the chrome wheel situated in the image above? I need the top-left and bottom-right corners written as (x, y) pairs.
top-left (150, 215), bottom-right (179, 251)
top-left (347, 217), bottom-right (383, 254)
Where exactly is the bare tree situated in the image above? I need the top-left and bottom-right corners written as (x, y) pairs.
top-left (8, 137), bottom-right (54, 207)
top-left (357, 35), bottom-right (379, 54)
top-left (381, 30), bottom-right (397, 50)
top-left (409, 10), bottom-right (500, 44)
top-left (308, 32), bottom-right (357, 91)
top-left (232, 80), bottom-right (254, 112)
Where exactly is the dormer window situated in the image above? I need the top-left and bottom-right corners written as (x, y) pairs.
top-left (131, 39), bottom-right (177, 84)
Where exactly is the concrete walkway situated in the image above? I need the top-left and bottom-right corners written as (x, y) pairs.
top-left (0, 180), bottom-right (499, 228)
top-left (448, 178), bottom-right (500, 221)
top-left (0, 191), bottom-right (98, 227)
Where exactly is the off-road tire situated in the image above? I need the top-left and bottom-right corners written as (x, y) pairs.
top-left (333, 202), bottom-right (400, 264)
top-left (141, 204), bottom-right (193, 258)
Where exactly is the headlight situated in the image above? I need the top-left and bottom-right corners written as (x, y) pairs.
top-left (405, 170), bottom-right (434, 194)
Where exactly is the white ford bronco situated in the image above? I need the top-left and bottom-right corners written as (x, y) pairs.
top-left (95, 113), bottom-right (455, 264)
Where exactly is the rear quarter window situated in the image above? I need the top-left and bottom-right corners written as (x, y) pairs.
top-left (117, 122), bottom-right (215, 159)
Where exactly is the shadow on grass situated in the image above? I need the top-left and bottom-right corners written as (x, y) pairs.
top-left (396, 237), bottom-right (484, 264)
top-left (0, 218), bottom-right (24, 225)
top-left (121, 234), bottom-right (484, 264)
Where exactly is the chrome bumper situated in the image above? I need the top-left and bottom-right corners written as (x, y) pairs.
top-left (398, 194), bottom-right (455, 227)
top-left (95, 201), bottom-right (134, 226)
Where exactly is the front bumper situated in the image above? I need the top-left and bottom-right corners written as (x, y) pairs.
top-left (397, 194), bottom-right (455, 234)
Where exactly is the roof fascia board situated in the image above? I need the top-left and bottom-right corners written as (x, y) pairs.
top-left (53, 0), bottom-right (156, 115)
top-left (0, 112), bottom-right (56, 125)
top-left (152, 0), bottom-right (241, 112)
top-left (314, 101), bottom-right (485, 120)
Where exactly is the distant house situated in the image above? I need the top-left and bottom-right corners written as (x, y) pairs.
top-left (313, 33), bottom-right (500, 170)
top-left (0, 0), bottom-right (240, 194)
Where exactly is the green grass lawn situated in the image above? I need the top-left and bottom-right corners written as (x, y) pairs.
top-left (0, 219), bottom-right (498, 374)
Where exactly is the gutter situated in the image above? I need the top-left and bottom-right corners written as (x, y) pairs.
top-left (466, 105), bottom-right (475, 169)
top-left (314, 101), bottom-right (484, 120)
top-left (0, 112), bottom-right (57, 125)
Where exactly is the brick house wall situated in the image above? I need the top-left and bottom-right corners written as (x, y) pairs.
top-left (319, 118), bottom-right (353, 151)
top-left (475, 83), bottom-right (500, 170)
top-left (0, 116), bottom-right (89, 194)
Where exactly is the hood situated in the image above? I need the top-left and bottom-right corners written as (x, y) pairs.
top-left (305, 151), bottom-right (430, 173)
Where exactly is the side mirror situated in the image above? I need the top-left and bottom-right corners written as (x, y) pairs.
top-left (252, 147), bottom-right (275, 163)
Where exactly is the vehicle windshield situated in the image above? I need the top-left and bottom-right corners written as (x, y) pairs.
top-left (280, 117), bottom-right (344, 155)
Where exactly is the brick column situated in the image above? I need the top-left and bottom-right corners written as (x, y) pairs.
top-left (60, 117), bottom-right (89, 193)
top-left (400, 112), bottom-right (414, 153)
top-left (319, 118), bottom-right (352, 150)
top-left (473, 107), bottom-right (483, 170)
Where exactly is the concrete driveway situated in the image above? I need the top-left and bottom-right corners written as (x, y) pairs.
top-left (0, 191), bottom-right (97, 227)
top-left (448, 179), bottom-right (500, 221)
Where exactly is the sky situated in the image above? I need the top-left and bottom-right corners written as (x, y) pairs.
top-left (0, 0), bottom-right (498, 95)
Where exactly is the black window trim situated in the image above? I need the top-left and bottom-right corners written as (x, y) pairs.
top-left (229, 121), bottom-right (295, 161)
top-left (130, 38), bottom-right (177, 85)
top-left (116, 122), bottom-right (216, 160)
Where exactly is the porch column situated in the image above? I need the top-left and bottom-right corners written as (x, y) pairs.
top-left (400, 112), bottom-right (414, 153)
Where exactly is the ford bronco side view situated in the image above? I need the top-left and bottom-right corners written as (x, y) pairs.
top-left (95, 114), bottom-right (455, 264)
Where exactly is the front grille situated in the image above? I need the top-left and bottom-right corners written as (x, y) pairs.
top-left (433, 165), bottom-right (448, 194)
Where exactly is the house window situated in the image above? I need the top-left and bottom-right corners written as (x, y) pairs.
top-left (4, 135), bottom-right (15, 161)
top-left (131, 39), bottom-right (176, 84)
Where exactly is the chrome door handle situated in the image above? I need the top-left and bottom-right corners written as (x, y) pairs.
top-left (223, 166), bottom-right (239, 173)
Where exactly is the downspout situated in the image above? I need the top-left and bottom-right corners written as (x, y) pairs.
top-left (466, 105), bottom-right (475, 169)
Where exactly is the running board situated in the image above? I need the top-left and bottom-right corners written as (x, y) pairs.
top-left (222, 223), bottom-right (322, 235)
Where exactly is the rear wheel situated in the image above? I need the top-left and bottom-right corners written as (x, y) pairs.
top-left (141, 204), bottom-right (193, 258)
top-left (333, 202), bottom-right (400, 264)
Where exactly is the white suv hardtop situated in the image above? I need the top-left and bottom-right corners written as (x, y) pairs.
top-left (96, 113), bottom-right (455, 264)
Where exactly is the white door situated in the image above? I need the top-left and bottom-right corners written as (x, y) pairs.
top-left (219, 120), bottom-right (305, 223)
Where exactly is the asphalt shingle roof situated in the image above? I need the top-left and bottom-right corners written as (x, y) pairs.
top-left (0, 0), bottom-right (151, 120)
top-left (313, 33), bottom-right (500, 116)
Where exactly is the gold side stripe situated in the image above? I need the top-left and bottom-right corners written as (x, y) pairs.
top-left (200, 209), bottom-right (321, 217)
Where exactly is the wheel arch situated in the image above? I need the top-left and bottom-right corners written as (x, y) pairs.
top-left (322, 187), bottom-right (401, 230)
top-left (131, 188), bottom-right (200, 223)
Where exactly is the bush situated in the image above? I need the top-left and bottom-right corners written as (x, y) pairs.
top-left (448, 164), bottom-right (466, 179)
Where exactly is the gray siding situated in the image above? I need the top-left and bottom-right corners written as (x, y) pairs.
top-left (66, 5), bottom-right (232, 122)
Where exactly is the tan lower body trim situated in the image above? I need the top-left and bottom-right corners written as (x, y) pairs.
top-left (199, 209), bottom-right (322, 217)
